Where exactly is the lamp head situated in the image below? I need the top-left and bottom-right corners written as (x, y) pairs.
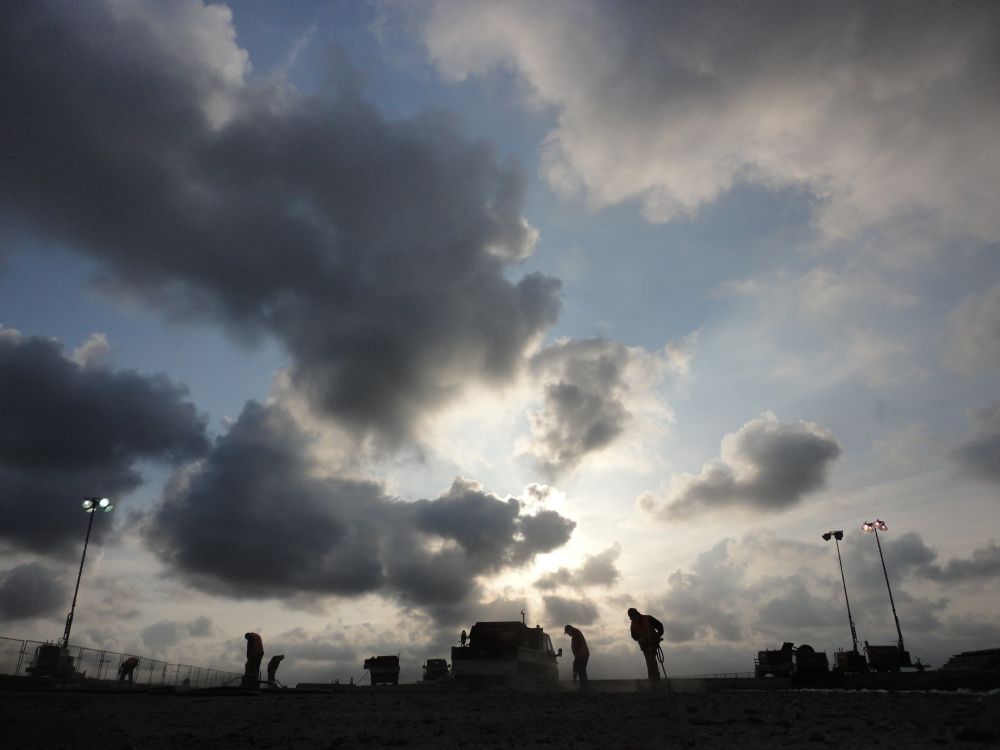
top-left (822, 532), bottom-right (832, 541)
top-left (82, 499), bottom-right (95, 510)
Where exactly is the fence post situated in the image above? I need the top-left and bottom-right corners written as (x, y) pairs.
top-left (14, 639), bottom-right (27, 676)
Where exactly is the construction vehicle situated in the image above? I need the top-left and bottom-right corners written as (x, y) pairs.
top-left (755, 642), bottom-right (795, 678)
top-left (363, 655), bottom-right (400, 686)
top-left (451, 621), bottom-right (562, 688)
top-left (422, 658), bottom-right (449, 681)
top-left (864, 642), bottom-right (912, 672)
top-left (26, 643), bottom-right (78, 679)
top-left (833, 648), bottom-right (869, 673)
top-left (754, 642), bottom-right (829, 679)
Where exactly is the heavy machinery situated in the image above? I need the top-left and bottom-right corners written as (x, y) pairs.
top-left (864, 642), bottom-right (912, 673)
top-left (451, 621), bottom-right (561, 688)
top-left (755, 642), bottom-right (795, 678)
top-left (26, 643), bottom-right (78, 679)
top-left (363, 655), bottom-right (400, 686)
top-left (833, 648), bottom-right (869, 673)
top-left (754, 642), bottom-right (829, 679)
top-left (422, 658), bottom-right (449, 681)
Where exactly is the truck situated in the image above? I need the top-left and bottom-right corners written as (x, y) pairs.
top-left (363, 655), bottom-right (400, 686)
top-left (451, 621), bottom-right (562, 688)
top-left (422, 658), bottom-right (449, 681)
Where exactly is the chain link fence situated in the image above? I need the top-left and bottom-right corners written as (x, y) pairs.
top-left (0, 636), bottom-right (242, 687)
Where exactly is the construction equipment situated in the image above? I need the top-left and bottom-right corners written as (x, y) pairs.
top-left (451, 621), bottom-right (562, 688)
top-left (422, 658), bottom-right (450, 681)
top-left (363, 655), bottom-right (400, 685)
top-left (864, 642), bottom-right (912, 672)
top-left (754, 642), bottom-right (829, 679)
top-left (755, 642), bottom-right (795, 678)
top-left (834, 648), bottom-right (869, 673)
top-left (26, 643), bottom-right (78, 679)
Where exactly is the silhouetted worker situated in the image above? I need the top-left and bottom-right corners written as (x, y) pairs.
top-left (627, 607), bottom-right (665, 681)
top-left (460, 629), bottom-right (468, 647)
top-left (563, 624), bottom-right (590, 685)
top-left (266, 654), bottom-right (285, 686)
top-left (243, 632), bottom-right (264, 688)
top-left (118, 656), bottom-right (139, 683)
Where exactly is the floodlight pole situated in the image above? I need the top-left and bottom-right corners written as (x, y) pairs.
top-left (832, 535), bottom-right (859, 653)
top-left (62, 497), bottom-right (110, 648)
top-left (872, 525), bottom-right (905, 654)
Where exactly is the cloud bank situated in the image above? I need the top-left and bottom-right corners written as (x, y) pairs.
top-left (952, 403), bottom-right (1000, 484)
top-left (0, 328), bottom-right (208, 555)
top-left (147, 401), bottom-right (575, 621)
top-left (422, 0), bottom-right (1000, 240)
top-left (640, 413), bottom-right (840, 520)
top-left (0, 0), bottom-right (561, 447)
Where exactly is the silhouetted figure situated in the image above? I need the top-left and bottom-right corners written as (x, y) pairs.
top-left (243, 632), bottom-right (264, 688)
top-left (627, 607), bottom-right (664, 681)
top-left (118, 655), bottom-right (139, 683)
top-left (266, 654), bottom-right (285, 686)
top-left (563, 624), bottom-right (590, 685)
top-left (460, 629), bottom-right (468, 647)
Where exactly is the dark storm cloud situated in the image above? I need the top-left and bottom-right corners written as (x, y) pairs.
top-left (0, 562), bottom-right (67, 620)
top-left (146, 401), bottom-right (575, 612)
top-left (534, 543), bottom-right (621, 590)
top-left (543, 595), bottom-right (598, 626)
top-left (525, 339), bottom-right (635, 478)
top-left (952, 402), bottom-right (1000, 483)
top-left (0, 0), bottom-right (561, 445)
top-left (641, 413), bottom-right (840, 520)
top-left (0, 330), bottom-right (208, 555)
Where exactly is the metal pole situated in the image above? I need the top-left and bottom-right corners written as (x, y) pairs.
top-left (834, 537), bottom-right (859, 652)
top-left (63, 508), bottom-right (96, 647)
top-left (873, 527), bottom-right (905, 653)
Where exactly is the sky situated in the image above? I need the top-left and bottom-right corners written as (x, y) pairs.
top-left (0, 0), bottom-right (998, 684)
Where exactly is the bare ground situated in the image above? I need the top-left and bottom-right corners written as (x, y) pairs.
top-left (2, 687), bottom-right (998, 749)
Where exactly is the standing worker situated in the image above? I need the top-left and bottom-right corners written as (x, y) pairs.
top-left (627, 607), bottom-right (665, 682)
top-left (243, 632), bottom-right (264, 688)
top-left (563, 624), bottom-right (590, 686)
top-left (118, 655), bottom-right (140, 683)
top-left (266, 654), bottom-right (285, 686)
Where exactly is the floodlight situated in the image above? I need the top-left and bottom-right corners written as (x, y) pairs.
top-left (862, 522), bottom-right (875, 533)
top-left (875, 520), bottom-right (887, 531)
top-left (64, 496), bottom-right (114, 648)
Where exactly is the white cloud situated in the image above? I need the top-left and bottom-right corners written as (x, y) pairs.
top-left (422, 0), bottom-right (1000, 241)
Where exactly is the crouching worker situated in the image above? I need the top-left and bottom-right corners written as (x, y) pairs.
top-left (266, 654), bottom-right (285, 686)
top-left (118, 656), bottom-right (139, 683)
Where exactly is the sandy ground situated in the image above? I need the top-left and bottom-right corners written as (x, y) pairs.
top-left (2, 687), bottom-right (998, 749)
